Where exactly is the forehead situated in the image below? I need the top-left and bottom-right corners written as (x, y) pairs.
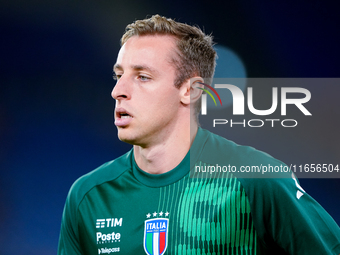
top-left (115, 35), bottom-right (178, 71)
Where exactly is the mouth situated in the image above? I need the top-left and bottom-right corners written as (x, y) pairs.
top-left (118, 112), bottom-right (132, 119)
top-left (115, 108), bottom-right (133, 126)
top-left (116, 108), bottom-right (133, 118)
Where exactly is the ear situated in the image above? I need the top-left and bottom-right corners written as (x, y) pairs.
top-left (180, 77), bottom-right (204, 105)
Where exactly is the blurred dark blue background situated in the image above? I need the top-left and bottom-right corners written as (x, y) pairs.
top-left (1, 1), bottom-right (339, 254)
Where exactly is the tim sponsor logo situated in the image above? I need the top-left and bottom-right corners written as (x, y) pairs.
top-left (96, 218), bottom-right (123, 228)
top-left (96, 218), bottom-right (123, 245)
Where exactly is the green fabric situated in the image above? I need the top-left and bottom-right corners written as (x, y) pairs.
top-left (58, 128), bottom-right (340, 255)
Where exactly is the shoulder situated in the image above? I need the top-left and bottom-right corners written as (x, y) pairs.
top-left (200, 128), bottom-right (293, 185)
top-left (198, 128), bottom-right (286, 171)
top-left (195, 128), bottom-right (295, 196)
top-left (67, 150), bottom-right (133, 207)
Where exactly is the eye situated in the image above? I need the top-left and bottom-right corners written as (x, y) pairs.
top-left (113, 74), bottom-right (122, 80)
top-left (139, 75), bottom-right (150, 81)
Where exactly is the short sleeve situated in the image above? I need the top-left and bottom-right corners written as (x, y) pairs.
top-left (58, 186), bottom-right (82, 255)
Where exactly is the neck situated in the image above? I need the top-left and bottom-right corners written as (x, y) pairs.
top-left (134, 121), bottom-right (198, 175)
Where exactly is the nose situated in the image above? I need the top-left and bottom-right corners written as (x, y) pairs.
top-left (111, 76), bottom-right (129, 100)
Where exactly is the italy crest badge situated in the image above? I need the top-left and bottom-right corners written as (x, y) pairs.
top-left (143, 215), bottom-right (169, 255)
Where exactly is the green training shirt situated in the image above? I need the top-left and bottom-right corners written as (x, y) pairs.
top-left (58, 128), bottom-right (340, 255)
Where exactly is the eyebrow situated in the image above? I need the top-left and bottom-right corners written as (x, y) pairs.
top-left (113, 64), bottom-right (159, 75)
top-left (113, 64), bottom-right (122, 71)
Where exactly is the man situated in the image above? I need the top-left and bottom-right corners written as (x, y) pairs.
top-left (58, 15), bottom-right (340, 254)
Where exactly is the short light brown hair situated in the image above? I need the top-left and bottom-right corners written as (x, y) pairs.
top-left (121, 15), bottom-right (216, 115)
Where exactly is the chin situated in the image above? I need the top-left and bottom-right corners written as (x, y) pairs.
top-left (117, 130), bottom-right (150, 147)
top-left (117, 129), bottom-right (138, 145)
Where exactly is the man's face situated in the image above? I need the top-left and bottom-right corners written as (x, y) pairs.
top-left (112, 35), bottom-right (185, 147)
